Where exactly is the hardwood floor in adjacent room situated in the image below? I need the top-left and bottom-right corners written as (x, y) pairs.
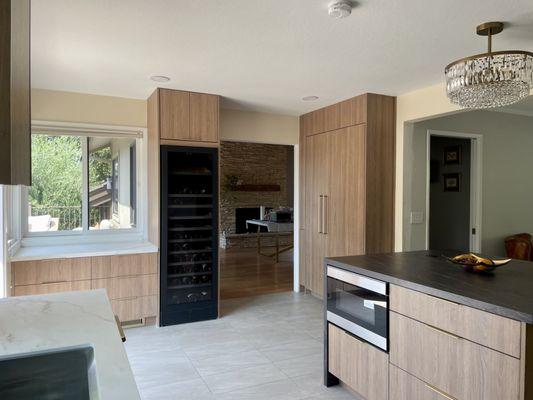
top-left (220, 247), bottom-right (293, 300)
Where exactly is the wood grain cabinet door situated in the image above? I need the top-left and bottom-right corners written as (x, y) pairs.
top-left (326, 126), bottom-right (366, 259)
top-left (390, 312), bottom-right (521, 400)
top-left (159, 89), bottom-right (190, 140)
top-left (390, 364), bottom-right (444, 400)
top-left (189, 92), bottom-right (219, 142)
top-left (328, 323), bottom-right (388, 400)
top-left (304, 133), bottom-right (329, 296)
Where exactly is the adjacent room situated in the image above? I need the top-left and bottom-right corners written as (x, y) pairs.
top-left (219, 140), bottom-right (295, 300)
top-left (1, 1), bottom-right (532, 400)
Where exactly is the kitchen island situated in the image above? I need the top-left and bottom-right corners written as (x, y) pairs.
top-left (0, 289), bottom-right (140, 399)
top-left (324, 250), bottom-right (533, 400)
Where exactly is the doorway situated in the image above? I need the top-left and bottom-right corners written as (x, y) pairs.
top-left (219, 141), bottom-right (296, 299)
top-left (426, 130), bottom-right (483, 252)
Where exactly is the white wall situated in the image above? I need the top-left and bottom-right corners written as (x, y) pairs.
top-left (404, 110), bottom-right (533, 256)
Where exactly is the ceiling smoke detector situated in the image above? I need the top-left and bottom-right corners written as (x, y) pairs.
top-left (302, 95), bottom-right (319, 101)
top-left (328, 1), bottom-right (352, 18)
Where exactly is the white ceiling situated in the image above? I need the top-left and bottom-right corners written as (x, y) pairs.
top-left (31, 0), bottom-right (533, 116)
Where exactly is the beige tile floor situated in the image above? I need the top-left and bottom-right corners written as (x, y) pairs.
top-left (124, 292), bottom-right (360, 400)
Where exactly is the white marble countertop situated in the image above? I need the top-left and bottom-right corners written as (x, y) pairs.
top-left (0, 290), bottom-right (140, 399)
top-left (11, 241), bottom-right (158, 262)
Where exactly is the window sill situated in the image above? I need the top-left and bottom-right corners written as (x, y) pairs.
top-left (11, 241), bottom-right (158, 262)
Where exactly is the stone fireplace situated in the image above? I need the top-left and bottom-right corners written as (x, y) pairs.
top-left (220, 141), bottom-right (293, 249)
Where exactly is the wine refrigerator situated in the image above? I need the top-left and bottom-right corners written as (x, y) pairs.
top-left (160, 146), bottom-right (218, 326)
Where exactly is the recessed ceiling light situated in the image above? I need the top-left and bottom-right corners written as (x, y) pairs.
top-left (150, 75), bottom-right (170, 83)
top-left (328, 1), bottom-right (352, 18)
top-left (302, 96), bottom-right (319, 101)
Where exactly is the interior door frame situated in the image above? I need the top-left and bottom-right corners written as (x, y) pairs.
top-left (425, 130), bottom-right (483, 253)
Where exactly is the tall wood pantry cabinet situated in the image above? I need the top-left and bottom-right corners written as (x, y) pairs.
top-left (299, 93), bottom-right (395, 297)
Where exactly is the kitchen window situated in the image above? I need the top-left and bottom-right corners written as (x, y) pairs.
top-left (24, 124), bottom-right (143, 236)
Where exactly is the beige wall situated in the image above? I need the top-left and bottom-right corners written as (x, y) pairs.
top-left (404, 110), bottom-right (533, 256)
top-left (32, 89), bottom-right (299, 145)
top-left (395, 83), bottom-right (459, 250)
top-left (32, 89), bottom-right (147, 127)
top-left (220, 108), bottom-right (299, 145)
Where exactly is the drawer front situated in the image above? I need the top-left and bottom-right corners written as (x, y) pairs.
top-left (91, 253), bottom-right (158, 279)
top-left (13, 258), bottom-right (91, 286)
top-left (92, 275), bottom-right (158, 300)
top-left (14, 280), bottom-right (92, 296)
top-left (390, 365), bottom-right (447, 400)
top-left (390, 312), bottom-right (521, 400)
top-left (328, 323), bottom-right (388, 400)
top-left (111, 295), bottom-right (157, 321)
top-left (390, 285), bottom-right (521, 357)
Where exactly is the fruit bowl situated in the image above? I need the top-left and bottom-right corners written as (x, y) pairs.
top-left (444, 253), bottom-right (511, 273)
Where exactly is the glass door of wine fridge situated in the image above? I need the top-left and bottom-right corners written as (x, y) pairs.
top-left (160, 146), bottom-right (218, 326)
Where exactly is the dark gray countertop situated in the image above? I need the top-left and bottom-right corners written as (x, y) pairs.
top-left (326, 250), bottom-right (533, 324)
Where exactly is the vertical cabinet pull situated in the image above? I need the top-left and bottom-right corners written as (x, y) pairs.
top-left (323, 195), bottom-right (328, 234)
top-left (318, 195), bottom-right (323, 233)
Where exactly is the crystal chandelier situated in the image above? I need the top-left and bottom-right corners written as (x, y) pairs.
top-left (445, 22), bottom-right (533, 109)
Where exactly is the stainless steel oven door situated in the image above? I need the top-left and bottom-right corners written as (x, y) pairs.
top-left (326, 266), bottom-right (388, 351)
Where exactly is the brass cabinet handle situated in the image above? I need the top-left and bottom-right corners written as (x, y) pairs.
top-left (115, 315), bottom-right (126, 343)
top-left (323, 195), bottom-right (328, 235)
top-left (40, 280), bottom-right (68, 285)
top-left (426, 324), bottom-right (461, 340)
top-left (425, 384), bottom-right (457, 400)
top-left (318, 195), bottom-right (323, 233)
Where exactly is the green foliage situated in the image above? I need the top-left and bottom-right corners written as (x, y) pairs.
top-left (29, 135), bottom-right (83, 208)
top-left (89, 146), bottom-right (112, 190)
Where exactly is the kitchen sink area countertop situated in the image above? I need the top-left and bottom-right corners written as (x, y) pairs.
top-left (327, 250), bottom-right (533, 324)
top-left (0, 289), bottom-right (140, 399)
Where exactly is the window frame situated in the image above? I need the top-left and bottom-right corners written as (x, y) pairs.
top-left (20, 121), bottom-right (146, 245)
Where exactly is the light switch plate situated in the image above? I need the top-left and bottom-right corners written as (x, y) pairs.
top-left (410, 211), bottom-right (424, 224)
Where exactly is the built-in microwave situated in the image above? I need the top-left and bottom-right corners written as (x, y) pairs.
top-left (326, 265), bottom-right (389, 351)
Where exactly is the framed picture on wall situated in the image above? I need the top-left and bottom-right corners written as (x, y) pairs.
top-left (443, 173), bottom-right (461, 192)
top-left (443, 145), bottom-right (462, 165)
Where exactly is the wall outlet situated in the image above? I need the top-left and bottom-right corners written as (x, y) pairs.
top-left (410, 211), bottom-right (424, 224)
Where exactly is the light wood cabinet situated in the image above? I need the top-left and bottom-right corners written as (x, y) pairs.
top-left (91, 253), bottom-right (157, 279)
top-left (300, 93), bottom-right (395, 297)
top-left (304, 133), bottom-right (329, 294)
top-left (13, 258), bottom-right (91, 285)
top-left (14, 280), bottom-right (92, 296)
top-left (390, 284), bottom-right (522, 358)
top-left (111, 295), bottom-right (158, 322)
top-left (390, 364), bottom-right (446, 400)
top-left (189, 92), bottom-right (219, 142)
top-left (328, 323), bottom-right (388, 400)
top-left (159, 89), bottom-right (190, 141)
top-left (149, 88), bottom-right (220, 145)
top-left (389, 311), bottom-right (521, 400)
top-left (11, 252), bottom-right (159, 322)
top-left (0, 0), bottom-right (31, 185)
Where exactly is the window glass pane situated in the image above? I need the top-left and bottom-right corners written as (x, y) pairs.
top-left (89, 137), bottom-right (136, 230)
top-left (28, 135), bottom-right (82, 232)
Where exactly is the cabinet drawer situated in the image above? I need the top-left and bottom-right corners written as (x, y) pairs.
top-left (390, 285), bottom-right (521, 357)
top-left (91, 253), bottom-right (158, 279)
top-left (111, 295), bottom-right (157, 322)
top-left (14, 280), bottom-right (92, 296)
top-left (390, 312), bottom-right (521, 400)
top-left (13, 258), bottom-right (91, 286)
top-left (328, 323), bottom-right (388, 400)
top-left (92, 275), bottom-right (158, 300)
top-left (390, 365), bottom-right (451, 400)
